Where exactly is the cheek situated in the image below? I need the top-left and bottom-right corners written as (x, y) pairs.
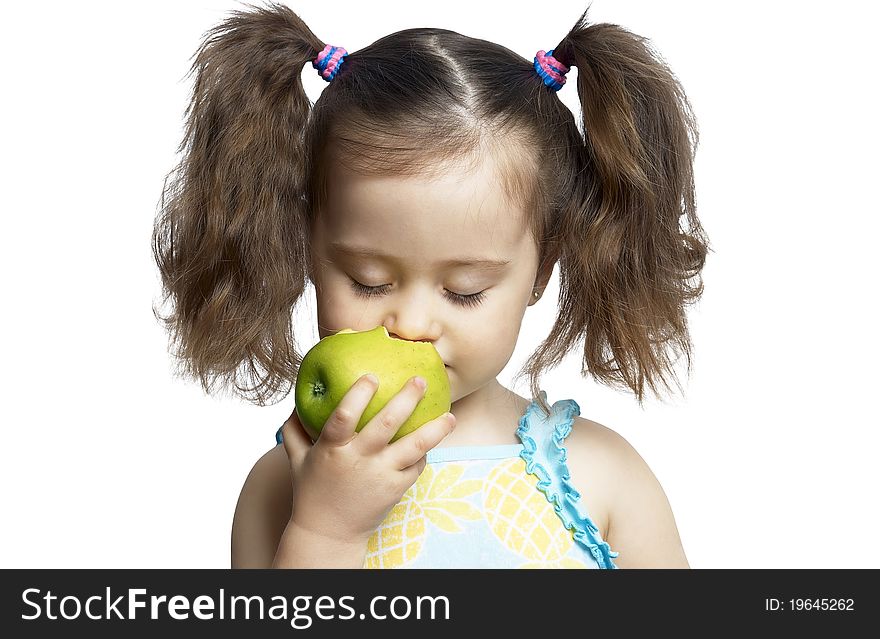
top-left (454, 304), bottom-right (520, 357)
top-left (314, 279), bottom-right (376, 337)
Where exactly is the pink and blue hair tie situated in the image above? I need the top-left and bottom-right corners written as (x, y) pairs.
top-left (534, 49), bottom-right (570, 91)
top-left (313, 44), bottom-right (348, 82)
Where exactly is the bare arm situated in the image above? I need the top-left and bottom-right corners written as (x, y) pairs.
top-left (603, 433), bottom-right (690, 569)
top-left (231, 444), bottom-right (370, 569)
top-left (272, 520), bottom-right (368, 569)
top-left (231, 445), bottom-right (292, 568)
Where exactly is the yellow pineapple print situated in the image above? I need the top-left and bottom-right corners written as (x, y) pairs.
top-left (364, 463), bottom-right (483, 568)
top-left (483, 457), bottom-right (590, 568)
top-left (363, 489), bottom-right (426, 569)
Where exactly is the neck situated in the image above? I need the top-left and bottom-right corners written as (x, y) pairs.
top-left (442, 379), bottom-right (530, 448)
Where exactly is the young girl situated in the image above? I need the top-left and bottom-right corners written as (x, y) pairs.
top-left (152, 2), bottom-right (709, 569)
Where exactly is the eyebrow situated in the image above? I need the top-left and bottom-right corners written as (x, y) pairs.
top-left (329, 242), bottom-right (511, 270)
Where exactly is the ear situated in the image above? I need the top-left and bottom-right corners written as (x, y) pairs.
top-left (529, 243), bottom-right (559, 305)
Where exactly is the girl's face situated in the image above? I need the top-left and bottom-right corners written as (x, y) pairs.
top-left (308, 152), bottom-right (543, 411)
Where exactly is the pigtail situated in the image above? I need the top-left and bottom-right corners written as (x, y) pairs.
top-left (524, 8), bottom-right (710, 410)
top-left (151, 3), bottom-right (324, 405)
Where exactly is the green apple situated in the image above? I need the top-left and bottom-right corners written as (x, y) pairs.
top-left (295, 326), bottom-right (451, 443)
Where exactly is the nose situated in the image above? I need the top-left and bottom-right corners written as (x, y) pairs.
top-left (383, 289), bottom-right (441, 344)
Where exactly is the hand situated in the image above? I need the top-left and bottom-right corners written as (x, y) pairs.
top-left (278, 374), bottom-right (456, 544)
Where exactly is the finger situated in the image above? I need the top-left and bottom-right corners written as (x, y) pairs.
top-left (279, 408), bottom-right (312, 469)
top-left (388, 411), bottom-right (456, 471)
top-left (356, 376), bottom-right (427, 454)
top-left (400, 454), bottom-right (428, 486)
top-left (317, 373), bottom-right (380, 448)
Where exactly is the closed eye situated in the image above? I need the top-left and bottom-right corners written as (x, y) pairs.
top-left (347, 278), bottom-right (487, 309)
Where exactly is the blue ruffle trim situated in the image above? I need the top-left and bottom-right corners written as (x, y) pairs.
top-left (516, 390), bottom-right (620, 569)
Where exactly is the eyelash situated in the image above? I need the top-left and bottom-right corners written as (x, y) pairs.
top-left (348, 278), bottom-right (487, 308)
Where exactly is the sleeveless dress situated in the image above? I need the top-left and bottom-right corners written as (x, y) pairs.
top-left (275, 390), bottom-right (619, 569)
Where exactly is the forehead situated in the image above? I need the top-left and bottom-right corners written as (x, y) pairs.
top-left (317, 154), bottom-right (531, 261)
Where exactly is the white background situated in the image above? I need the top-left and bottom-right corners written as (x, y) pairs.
top-left (2, 0), bottom-right (877, 569)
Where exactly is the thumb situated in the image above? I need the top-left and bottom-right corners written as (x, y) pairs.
top-left (279, 407), bottom-right (313, 469)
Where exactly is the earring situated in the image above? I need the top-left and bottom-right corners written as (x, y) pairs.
top-left (533, 291), bottom-right (540, 299)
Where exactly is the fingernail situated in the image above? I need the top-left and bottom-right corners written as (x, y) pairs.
top-left (363, 374), bottom-right (379, 386)
top-left (444, 412), bottom-right (456, 425)
top-left (413, 376), bottom-right (427, 391)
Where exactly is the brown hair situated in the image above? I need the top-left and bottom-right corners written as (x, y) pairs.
top-left (151, 1), bottom-right (710, 417)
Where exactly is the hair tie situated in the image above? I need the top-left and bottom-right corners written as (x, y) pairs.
top-left (313, 44), bottom-right (348, 82)
top-left (534, 49), bottom-right (570, 91)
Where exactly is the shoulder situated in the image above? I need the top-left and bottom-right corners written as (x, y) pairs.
top-left (231, 444), bottom-right (292, 568)
top-left (563, 415), bottom-right (690, 568)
